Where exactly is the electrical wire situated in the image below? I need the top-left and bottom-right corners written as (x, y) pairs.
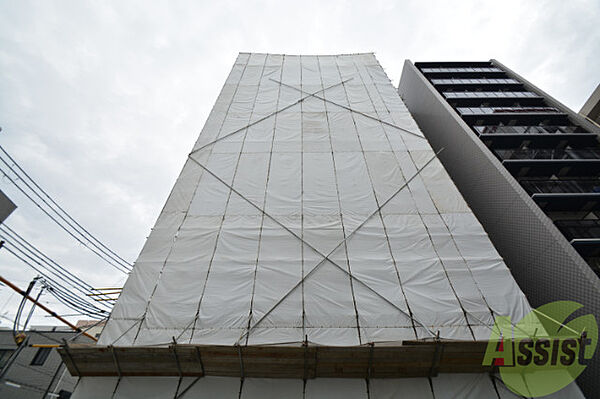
top-left (12, 278), bottom-right (37, 340)
top-left (0, 240), bottom-right (110, 318)
top-left (0, 144), bottom-right (133, 270)
top-left (45, 287), bottom-right (106, 319)
top-left (0, 230), bottom-right (114, 313)
top-left (0, 145), bottom-right (132, 274)
top-left (0, 164), bottom-right (131, 274)
top-left (0, 225), bottom-right (113, 305)
top-left (22, 286), bottom-right (44, 331)
top-left (7, 264), bottom-right (105, 319)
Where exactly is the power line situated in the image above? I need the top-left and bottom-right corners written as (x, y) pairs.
top-left (0, 274), bottom-right (100, 340)
top-left (0, 238), bottom-right (110, 318)
top-left (5, 260), bottom-right (107, 318)
top-left (0, 226), bottom-right (115, 310)
top-left (0, 164), bottom-right (130, 274)
top-left (0, 144), bottom-right (132, 273)
top-left (0, 143), bottom-right (133, 268)
top-left (0, 225), bottom-right (102, 298)
top-left (45, 287), bottom-right (106, 319)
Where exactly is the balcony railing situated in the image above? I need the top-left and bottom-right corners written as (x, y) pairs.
top-left (475, 125), bottom-right (582, 134)
top-left (444, 91), bottom-right (538, 99)
top-left (458, 106), bottom-right (560, 116)
top-left (431, 78), bottom-right (519, 85)
top-left (520, 179), bottom-right (600, 194)
top-left (422, 67), bottom-right (503, 73)
top-left (495, 148), bottom-right (600, 160)
top-left (555, 220), bottom-right (600, 240)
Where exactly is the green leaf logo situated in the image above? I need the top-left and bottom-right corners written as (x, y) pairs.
top-left (486, 301), bottom-right (597, 397)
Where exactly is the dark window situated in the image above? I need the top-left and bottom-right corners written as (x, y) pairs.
top-left (58, 390), bottom-right (72, 399)
top-left (30, 347), bottom-right (51, 366)
top-left (0, 349), bottom-right (15, 368)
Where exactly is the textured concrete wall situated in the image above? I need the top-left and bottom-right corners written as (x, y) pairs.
top-left (398, 60), bottom-right (600, 398)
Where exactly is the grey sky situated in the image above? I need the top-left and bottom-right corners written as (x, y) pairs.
top-left (0, 0), bottom-right (598, 328)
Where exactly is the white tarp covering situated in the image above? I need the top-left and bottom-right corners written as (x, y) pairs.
top-left (72, 374), bottom-right (585, 398)
top-left (74, 53), bottom-right (583, 398)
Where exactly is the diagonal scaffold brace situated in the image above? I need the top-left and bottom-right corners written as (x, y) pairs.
top-left (187, 148), bottom-right (444, 344)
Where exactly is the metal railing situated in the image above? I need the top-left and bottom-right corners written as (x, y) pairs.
top-left (520, 179), bottom-right (600, 194)
top-left (422, 67), bottom-right (502, 73)
top-left (475, 125), bottom-right (582, 134)
top-left (431, 78), bottom-right (519, 84)
top-left (458, 106), bottom-right (560, 115)
top-left (495, 148), bottom-right (600, 160)
top-left (444, 91), bottom-right (537, 99)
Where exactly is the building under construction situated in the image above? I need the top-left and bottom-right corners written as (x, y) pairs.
top-left (65, 53), bottom-right (585, 398)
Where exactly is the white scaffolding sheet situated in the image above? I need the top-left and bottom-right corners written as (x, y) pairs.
top-left (78, 53), bottom-right (583, 398)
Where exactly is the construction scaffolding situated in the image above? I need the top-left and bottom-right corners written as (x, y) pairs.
top-left (70, 53), bottom-right (583, 398)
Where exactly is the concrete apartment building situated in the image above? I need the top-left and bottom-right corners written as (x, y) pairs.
top-left (399, 59), bottom-right (600, 397)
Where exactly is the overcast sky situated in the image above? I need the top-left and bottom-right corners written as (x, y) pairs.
top-left (0, 0), bottom-right (598, 328)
